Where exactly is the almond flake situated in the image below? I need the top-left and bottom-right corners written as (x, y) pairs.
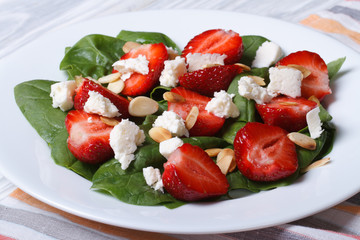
top-left (149, 127), bottom-right (172, 143)
top-left (287, 132), bottom-right (317, 150)
top-left (205, 148), bottom-right (222, 157)
top-left (163, 92), bottom-right (185, 103)
top-left (122, 41), bottom-right (141, 53)
top-left (301, 157), bottom-right (330, 173)
top-left (98, 72), bottom-right (121, 83)
top-left (287, 64), bottom-right (312, 78)
top-left (234, 63), bottom-right (251, 71)
top-left (278, 101), bottom-right (298, 106)
top-left (201, 63), bottom-right (222, 69)
top-left (248, 75), bottom-right (266, 86)
top-left (107, 79), bottom-right (125, 94)
top-left (100, 116), bottom-right (120, 126)
top-left (75, 75), bottom-right (85, 87)
top-left (128, 96), bottom-right (159, 117)
top-left (185, 106), bottom-right (199, 130)
top-left (216, 148), bottom-right (236, 175)
top-left (308, 95), bottom-right (321, 106)
top-left (278, 65), bottom-right (311, 79)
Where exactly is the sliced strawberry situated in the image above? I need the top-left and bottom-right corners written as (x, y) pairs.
top-left (276, 50), bottom-right (331, 101)
top-left (65, 110), bottom-right (114, 164)
top-left (234, 122), bottom-right (298, 182)
top-left (179, 65), bottom-right (242, 97)
top-left (117, 43), bottom-right (168, 96)
top-left (167, 87), bottom-right (225, 136)
top-left (256, 96), bottom-right (318, 132)
top-left (181, 29), bottom-right (243, 64)
top-left (74, 79), bottom-right (130, 119)
top-left (162, 143), bottom-right (229, 201)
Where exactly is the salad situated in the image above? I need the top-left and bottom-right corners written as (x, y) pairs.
top-left (14, 29), bottom-right (345, 209)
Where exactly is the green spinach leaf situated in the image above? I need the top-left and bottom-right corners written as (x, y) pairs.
top-left (240, 35), bottom-right (270, 66)
top-left (327, 57), bottom-right (346, 81)
top-left (14, 80), bottom-right (98, 180)
top-left (60, 34), bottom-right (126, 80)
top-left (117, 30), bottom-right (181, 53)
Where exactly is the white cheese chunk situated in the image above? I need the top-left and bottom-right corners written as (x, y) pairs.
top-left (83, 90), bottom-right (120, 118)
top-left (159, 56), bottom-right (187, 87)
top-left (252, 41), bottom-right (283, 68)
top-left (166, 46), bottom-right (179, 56)
top-left (50, 80), bottom-right (77, 111)
top-left (143, 166), bottom-right (163, 192)
top-left (153, 111), bottom-right (189, 137)
top-left (159, 137), bottom-right (184, 159)
top-left (205, 90), bottom-right (240, 118)
top-left (267, 67), bottom-right (303, 98)
top-left (110, 119), bottom-right (145, 170)
top-left (112, 55), bottom-right (149, 81)
top-left (186, 53), bottom-right (227, 72)
top-left (306, 107), bottom-right (323, 139)
top-left (238, 76), bottom-right (274, 104)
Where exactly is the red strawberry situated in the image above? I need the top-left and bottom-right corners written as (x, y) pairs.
top-left (179, 65), bottom-right (242, 97)
top-left (117, 43), bottom-right (168, 96)
top-left (167, 87), bottom-right (225, 136)
top-left (65, 110), bottom-right (114, 164)
top-left (234, 122), bottom-right (298, 182)
top-left (181, 29), bottom-right (243, 64)
top-left (74, 79), bottom-right (130, 119)
top-left (162, 143), bottom-right (229, 201)
top-left (256, 96), bottom-right (318, 132)
top-left (276, 50), bottom-right (331, 101)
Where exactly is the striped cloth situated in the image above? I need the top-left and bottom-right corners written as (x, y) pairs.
top-left (2, 1), bottom-right (360, 239)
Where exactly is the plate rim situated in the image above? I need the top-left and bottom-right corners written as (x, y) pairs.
top-left (1, 9), bottom-right (360, 234)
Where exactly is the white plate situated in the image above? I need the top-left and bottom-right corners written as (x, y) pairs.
top-left (1, 10), bottom-right (360, 234)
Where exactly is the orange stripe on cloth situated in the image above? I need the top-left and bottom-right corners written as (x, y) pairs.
top-left (10, 189), bottom-right (177, 240)
top-left (301, 14), bottom-right (360, 44)
top-left (334, 203), bottom-right (360, 216)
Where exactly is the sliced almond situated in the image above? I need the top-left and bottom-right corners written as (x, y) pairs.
top-left (234, 63), bottom-right (251, 71)
top-left (149, 127), bottom-right (172, 143)
top-left (308, 95), bottom-right (321, 106)
top-left (100, 116), bottom-right (120, 126)
top-left (75, 75), bottom-right (85, 87)
top-left (287, 64), bottom-right (312, 78)
top-left (185, 106), bottom-right (199, 130)
top-left (168, 51), bottom-right (180, 60)
top-left (98, 72), bottom-right (121, 84)
top-left (278, 65), bottom-right (311, 78)
top-left (205, 148), bottom-right (223, 157)
top-left (249, 75), bottom-right (266, 86)
top-left (278, 101), bottom-right (298, 106)
top-left (107, 79), bottom-right (125, 94)
top-left (287, 132), bottom-right (317, 150)
top-left (216, 148), bottom-right (236, 175)
top-left (301, 157), bottom-right (330, 173)
top-left (128, 96), bottom-right (159, 117)
top-left (201, 63), bottom-right (222, 69)
top-left (163, 92), bottom-right (185, 103)
top-left (122, 41), bottom-right (141, 53)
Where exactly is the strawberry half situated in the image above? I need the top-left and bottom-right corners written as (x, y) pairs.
top-left (65, 110), bottom-right (114, 164)
top-left (162, 143), bottom-right (229, 201)
top-left (276, 50), bottom-right (331, 101)
top-left (179, 65), bottom-right (242, 97)
top-left (74, 79), bottom-right (130, 119)
top-left (118, 43), bottom-right (168, 96)
top-left (234, 122), bottom-right (298, 182)
top-left (167, 87), bottom-right (225, 136)
top-left (181, 29), bottom-right (243, 64)
top-left (256, 96), bottom-right (318, 132)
